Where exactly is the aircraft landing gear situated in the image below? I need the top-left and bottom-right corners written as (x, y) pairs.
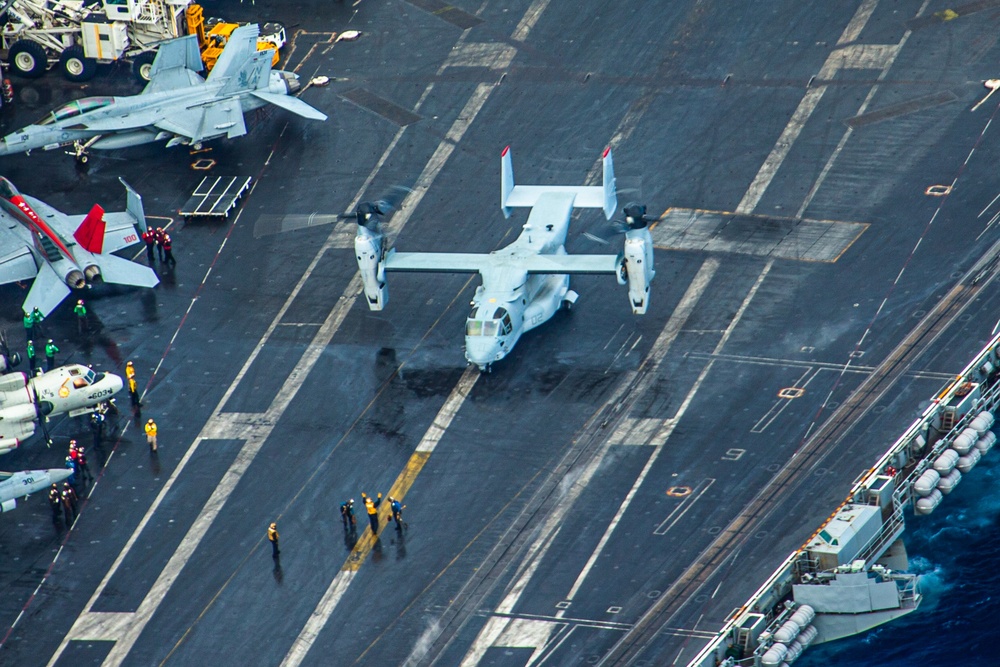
top-left (67, 136), bottom-right (99, 167)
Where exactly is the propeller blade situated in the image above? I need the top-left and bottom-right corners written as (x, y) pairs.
top-left (372, 185), bottom-right (413, 215)
top-left (583, 231), bottom-right (611, 245)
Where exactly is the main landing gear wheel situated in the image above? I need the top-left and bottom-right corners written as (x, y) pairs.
top-left (132, 51), bottom-right (155, 83)
top-left (60, 45), bottom-right (97, 82)
top-left (8, 40), bottom-right (47, 78)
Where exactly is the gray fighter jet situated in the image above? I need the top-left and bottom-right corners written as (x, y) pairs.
top-left (0, 467), bottom-right (73, 513)
top-left (0, 24), bottom-right (326, 163)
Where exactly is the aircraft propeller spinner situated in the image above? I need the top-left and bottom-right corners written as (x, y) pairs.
top-left (583, 202), bottom-right (665, 245)
top-left (340, 186), bottom-right (413, 232)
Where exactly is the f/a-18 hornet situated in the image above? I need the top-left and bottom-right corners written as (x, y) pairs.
top-left (0, 364), bottom-right (123, 455)
top-left (0, 176), bottom-right (157, 316)
top-left (0, 24), bottom-right (326, 162)
top-left (352, 147), bottom-right (656, 370)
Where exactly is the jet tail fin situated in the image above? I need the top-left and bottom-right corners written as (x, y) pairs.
top-left (119, 177), bottom-right (147, 233)
top-left (209, 24), bottom-right (273, 95)
top-left (73, 205), bottom-right (106, 254)
top-left (148, 34), bottom-right (203, 79)
top-left (96, 254), bottom-right (159, 289)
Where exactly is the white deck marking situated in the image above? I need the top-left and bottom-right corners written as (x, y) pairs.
top-left (461, 258), bottom-right (720, 662)
top-left (46, 76), bottom-right (494, 667)
top-left (460, 8), bottom-right (896, 652)
top-left (512, 0), bottom-right (552, 42)
top-left (796, 2), bottom-right (927, 218)
top-left (280, 368), bottom-right (480, 667)
top-left (736, 0), bottom-right (883, 216)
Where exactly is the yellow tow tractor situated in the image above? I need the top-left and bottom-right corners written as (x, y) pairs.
top-left (185, 4), bottom-right (285, 74)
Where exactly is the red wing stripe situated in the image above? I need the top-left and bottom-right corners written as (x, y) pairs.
top-left (10, 195), bottom-right (74, 259)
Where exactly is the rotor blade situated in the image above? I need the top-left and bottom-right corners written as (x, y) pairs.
top-left (372, 185), bottom-right (413, 215)
top-left (583, 231), bottom-right (611, 245)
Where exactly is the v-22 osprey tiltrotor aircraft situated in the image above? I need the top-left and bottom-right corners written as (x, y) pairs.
top-left (352, 147), bottom-right (656, 370)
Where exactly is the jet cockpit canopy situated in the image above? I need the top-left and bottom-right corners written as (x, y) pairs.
top-left (38, 97), bottom-right (115, 126)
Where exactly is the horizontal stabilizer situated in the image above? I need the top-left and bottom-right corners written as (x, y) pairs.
top-left (23, 261), bottom-right (71, 317)
top-left (251, 90), bottom-right (328, 120)
top-left (73, 204), bottom-right (106, 254)
top-left (501, 146), bottom-right (617, 219)
top-left (96, 254), bottom-right (159, 288)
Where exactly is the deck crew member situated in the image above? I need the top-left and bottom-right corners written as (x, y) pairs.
top-left (144, 418), bottom-right (158, 451)
top-left (73, 300), bottom-right (88, 334)
top-left (154, 227), bottom-right (166, 262)
top-left (163, 234), bottom-right (176, 266)
top-left (389, 496), bottom-right (406, 530)
top-left (61, 482), bottom-right (78, 524)
top-left (142, 228), bottom-right (157, 264)
top-left (48, 484), bottom-right (62, 522)
top-left (267, 522), bottom-right (280, 557)
top-left (362, 493), bottom-right (379, 534)
top-left (44, 339), bottom-right (58, 371)
top-left (340, 498), bottom-right (356, 529)
top-left (25, 339), bottom-right (36, 372)
top-left (126, 361), bottom-right (140, 407)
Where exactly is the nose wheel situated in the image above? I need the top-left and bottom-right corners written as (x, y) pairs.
top-left (67, 136), bottom-right (100, 166)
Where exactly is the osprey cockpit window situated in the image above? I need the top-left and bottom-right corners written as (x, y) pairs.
top-left (38, 96), bottom-right (114, 125)
top-left (492, 308), bottom-right (513, 335)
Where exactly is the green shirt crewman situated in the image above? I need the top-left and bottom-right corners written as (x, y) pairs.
top-left (45, 340), bottom-right (59, 371)
top-left (23, 310), bottom-right (33, 341)
top-left (26, 339), bottom-right (36, 372)
top-left (73, 300), bottom-right (88, 334)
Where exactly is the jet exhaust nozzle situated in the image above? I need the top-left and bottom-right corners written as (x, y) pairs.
top-left (84, 265), bottom-right (101, 281)
top-left (66, 270), bottom-right (86, 289)
top-left (281, 71), bottom-right (301, 94)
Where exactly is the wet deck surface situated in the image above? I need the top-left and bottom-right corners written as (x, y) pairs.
top-left (2, 1), bottom-right (1000, 665)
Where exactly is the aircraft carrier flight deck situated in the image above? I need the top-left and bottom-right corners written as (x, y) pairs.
top-left (2, 1), bottom-right (1000, 665)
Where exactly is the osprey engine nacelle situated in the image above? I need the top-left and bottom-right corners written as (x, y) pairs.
top-left (354, 227), bottom-right (389, 311)
top-left (619, 227), bottom-right (655, 315)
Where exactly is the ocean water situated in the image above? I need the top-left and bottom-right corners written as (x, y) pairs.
top-left (797, 453), bottom-right (1000, 667)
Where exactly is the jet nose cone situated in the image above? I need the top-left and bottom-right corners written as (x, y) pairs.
top-left (49, 468), bottom-right (73, 484)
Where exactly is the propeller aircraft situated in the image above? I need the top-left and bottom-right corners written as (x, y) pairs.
top-left (0, 364), bottom-right (123, 455)
top-left (351, 147), bottom-right (656, 371)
